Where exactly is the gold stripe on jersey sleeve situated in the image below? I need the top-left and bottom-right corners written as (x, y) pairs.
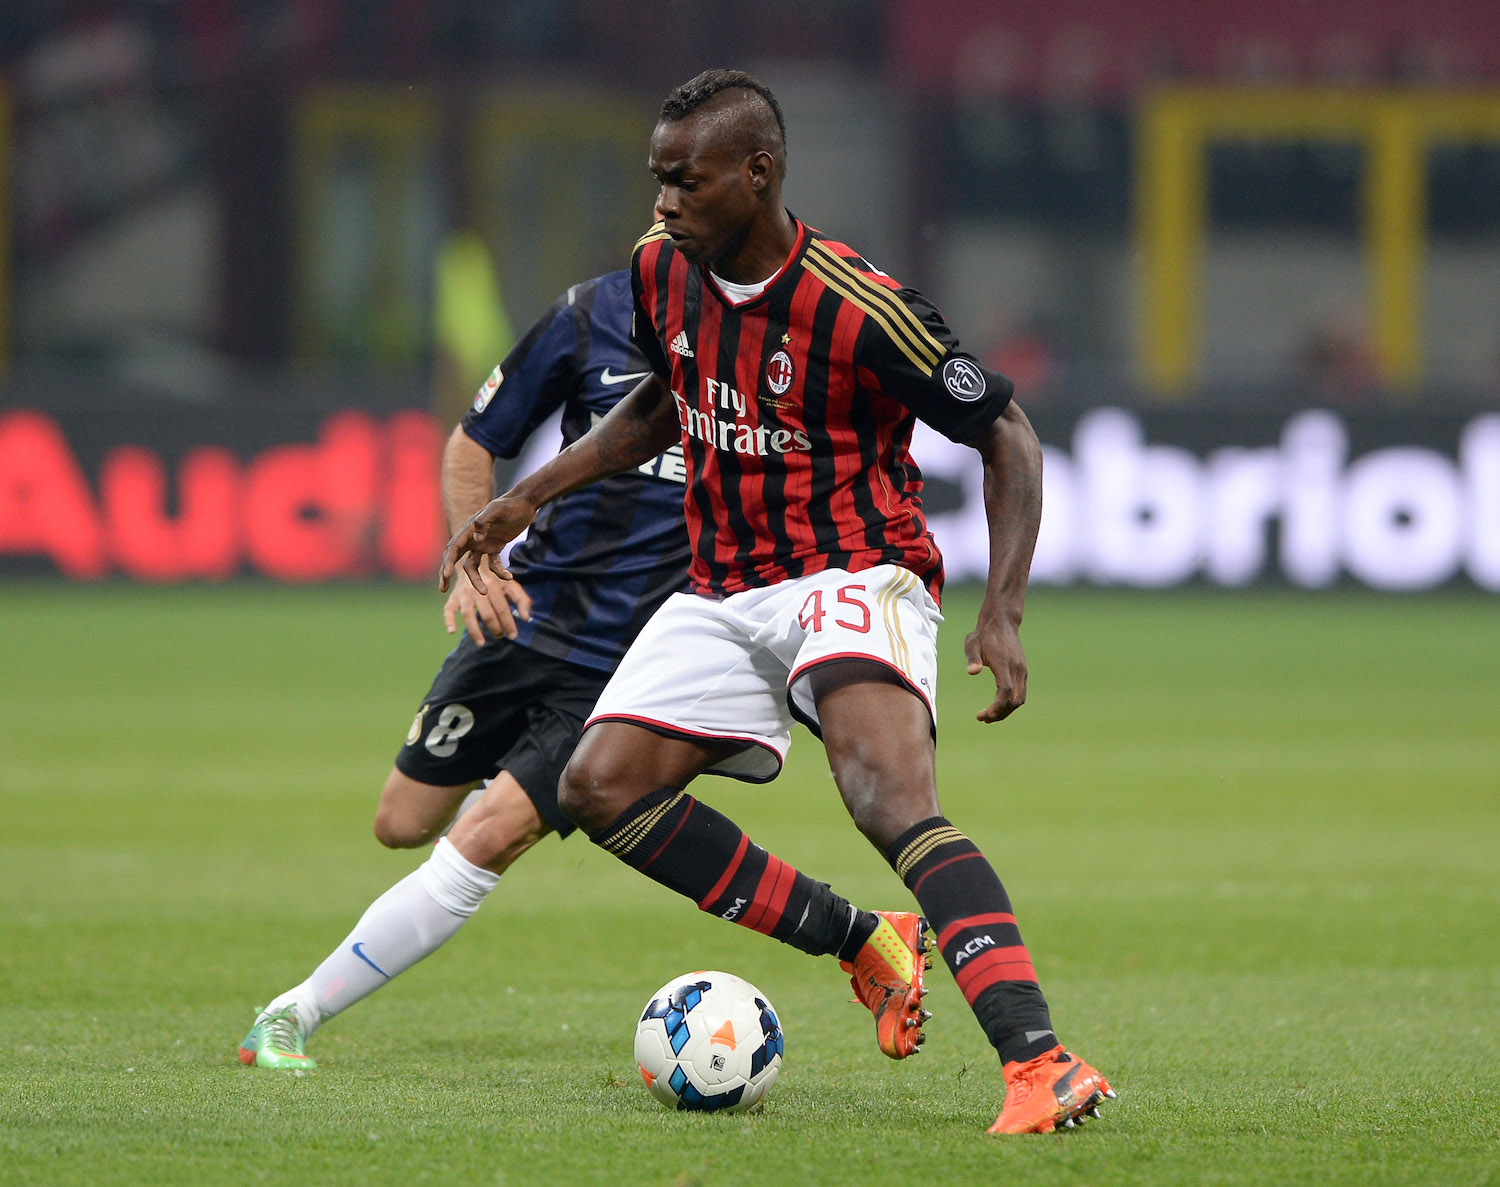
top-left (809, 243), bottom-right (943, 370)
top-left (806, 241), bottom-right (944, 362)
top-left (634, 223), bottom-right (671, 252)
top-left (877, 568), bottom-right (918, 675)
top-left (894, 825), bottom-right (969, 882)
top-left (802, 255), bottom-right (936, 376)
top-left (806, 241), bottom-right (945, 371)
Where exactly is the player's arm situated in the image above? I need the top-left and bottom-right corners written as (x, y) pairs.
top-left (439, 374), bottom-right (680, 593)
top-left (440, 425), bottom-right (532, 645)
top-left (963, 401), bottom-right (1043, 723)
top-left (441, 424), bottom-right (495, 535)
top-left (443, 283), bottom-right (599, 638)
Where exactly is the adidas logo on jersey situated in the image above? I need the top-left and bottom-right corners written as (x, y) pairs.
top-left (669, 331), bottom-right (694, 358)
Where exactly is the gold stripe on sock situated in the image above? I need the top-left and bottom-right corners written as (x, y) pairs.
top-left (598, 791), bottom-right (685, 858)
top-left (894, 825), bottom-right (968, 882)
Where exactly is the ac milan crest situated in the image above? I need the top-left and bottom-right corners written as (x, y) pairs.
top-left (766, 349), bottom-right (794, 396)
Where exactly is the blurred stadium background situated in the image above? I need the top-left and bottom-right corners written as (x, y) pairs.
top-left (1, 0), bottom-right (1497, 591)
top-left (3, 7), bottom-right (1499, 1181)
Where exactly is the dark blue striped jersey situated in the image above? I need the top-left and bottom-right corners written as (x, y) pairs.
top-left (460, 271), bottom-right (689, 672)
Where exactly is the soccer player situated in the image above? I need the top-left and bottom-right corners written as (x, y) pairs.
top-left (441, 70), bottom-right (1114, 1135)
top-left (237, 271), bottom-right (696, 1069)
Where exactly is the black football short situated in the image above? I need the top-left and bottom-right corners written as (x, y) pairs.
top-left (394, 636), bottom-right (610, 838)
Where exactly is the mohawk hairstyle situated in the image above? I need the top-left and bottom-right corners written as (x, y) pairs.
top-left (659, 69), bottom-right (787, 173)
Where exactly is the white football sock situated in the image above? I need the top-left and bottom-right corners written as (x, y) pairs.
top-left (263, 838), bottom-right (500, 1037)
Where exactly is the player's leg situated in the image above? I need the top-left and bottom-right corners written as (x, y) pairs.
top-left (240, 640), bottom-right (592, 1069)
top-left (777, 565), bottom-right (1109, 1127)
top-left (239, 774), bottom-right (549, 1070)
top-left (248, 773), bottom-right (547, 1044)
top-left (811, 666), bottom-right (1111, 1131)
top-left (561, 720), bottom-right (897, 969)
top-left (241, 766), bottom-right (475, 1070)
top-left (559, 719), bottom-right (837, 946)
top-left (787, 575), bottom-right (1030, 1014)
top-left (813, 668), bottom-right (1059, 1056)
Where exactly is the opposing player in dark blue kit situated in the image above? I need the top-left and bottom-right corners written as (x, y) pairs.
top-left (238, 272), bottom-right (691, 1069)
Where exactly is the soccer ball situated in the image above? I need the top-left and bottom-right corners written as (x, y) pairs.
top-left (634, 971), bottom-right (784, 1113)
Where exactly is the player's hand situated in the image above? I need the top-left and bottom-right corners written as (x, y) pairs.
top-left (443, 556), bottom-right (532, 646)
top-left (438, 493), bottom-right (537, 594)
top-left (963, 612), bottom-right (1028, 723)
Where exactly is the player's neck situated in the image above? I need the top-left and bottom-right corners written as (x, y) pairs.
top-left (710, 207), bottom-right (797, 286)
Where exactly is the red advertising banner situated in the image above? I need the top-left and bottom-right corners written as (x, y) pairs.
top-left (0, 407), bottom-right (445, 582)
top-left (3, 402), bottom-right (1497, 591)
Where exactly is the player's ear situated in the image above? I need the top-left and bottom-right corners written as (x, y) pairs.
top-left (746, 150), bottom-right (774, 193)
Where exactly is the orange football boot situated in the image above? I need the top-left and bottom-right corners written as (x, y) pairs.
top-left (839, 911), bottom-right (932, 1059)
top-left (989, 1045), bottom-right (1114, 1134)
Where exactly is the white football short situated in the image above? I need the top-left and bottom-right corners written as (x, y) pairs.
top-left (585, 564), bottom-right (943, 782)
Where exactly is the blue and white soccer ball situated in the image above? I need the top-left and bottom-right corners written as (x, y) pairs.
top-left (634, 971), bottom-right (784, 1113)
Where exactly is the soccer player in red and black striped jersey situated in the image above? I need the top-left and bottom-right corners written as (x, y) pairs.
top-left (442, 69), bottom-right (1112, 1134)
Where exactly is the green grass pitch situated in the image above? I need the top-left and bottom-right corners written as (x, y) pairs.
top-left (2, 583), bottom-right (1497, 1185)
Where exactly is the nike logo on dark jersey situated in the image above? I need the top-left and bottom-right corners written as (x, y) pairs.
top-left (600, 368), bottom-right (650, 386)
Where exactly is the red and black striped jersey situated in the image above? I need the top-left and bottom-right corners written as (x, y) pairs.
top-left (630, 216), bottom-right (1012, 603)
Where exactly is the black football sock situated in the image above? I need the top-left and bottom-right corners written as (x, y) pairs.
top-left (886, 816), bottom-right (1058, 1065)
top-left (589, 787), bottom-right (878, 959)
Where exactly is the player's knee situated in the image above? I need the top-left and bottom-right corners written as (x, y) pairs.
top-left (557, 760), bottom-right (605, 832)
top-left (372, 812), bottom-right (406, 848)
top-left (372, 802), bottom-right (439, 849)
top-left (373, 768), bottom-right (465, 849)
top-left (558, 751), bottom-right (630, 834)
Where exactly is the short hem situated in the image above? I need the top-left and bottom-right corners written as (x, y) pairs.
top-left (392, 753), bottom-right (497, 789)
top-left (583, 713), bottom-right (784, 784)
top-left (514, 775), bottom-right (578, 839)
top-left (786, 652), bottom-right (936, 740)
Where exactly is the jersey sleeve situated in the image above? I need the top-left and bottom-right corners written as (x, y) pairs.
top-left (460, 291), bottom-right (582, 459)
top-left (855, 287), bottom-right (1014, 443)
top-left (630, 242), bottom-right (673, 380)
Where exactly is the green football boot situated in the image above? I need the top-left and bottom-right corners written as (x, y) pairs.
top-left (238, 1005), bottom-right (317, 1070)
